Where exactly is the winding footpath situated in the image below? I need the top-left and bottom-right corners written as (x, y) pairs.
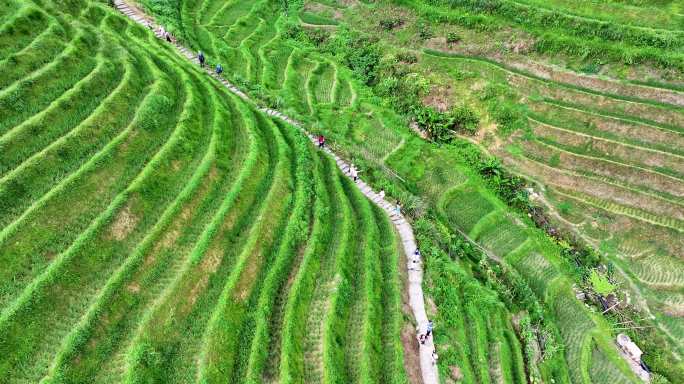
top-left (112, 1), bottom-right (439, 382)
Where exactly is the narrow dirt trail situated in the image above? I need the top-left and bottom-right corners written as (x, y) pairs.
top-left (111, 1), bottom-right (440, 382)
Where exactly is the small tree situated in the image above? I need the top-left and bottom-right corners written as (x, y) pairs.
top-left (446, 32), bottom-right (461, 44)
top-left (589, 269), bottom-right (616, 296)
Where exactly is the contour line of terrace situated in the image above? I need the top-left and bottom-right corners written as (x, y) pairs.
top-left (111, 0), bottom-right (440, 382)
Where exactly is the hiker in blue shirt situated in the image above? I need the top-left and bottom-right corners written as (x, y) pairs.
top-left (198, 51), bottom-right (205, 67)
top-left (215, 64), bottom-right (223, 75)
top-left (412, 248), bottom-right (421, 267)
top-left (426, 320), bottom-right (434, 337)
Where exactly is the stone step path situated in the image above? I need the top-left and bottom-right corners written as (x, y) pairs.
top-left (111, 1), bottom-right (439, 382)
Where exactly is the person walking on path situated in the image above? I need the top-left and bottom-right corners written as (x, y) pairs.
top-left (349, 164), bottom-right (358, 182)
top-left (164, 30), bottom-right (172, 42)
top-left (426, 320), bottom-right (434, 337)
top-left (378, 189), bottom-right (385, 200)
top-left (414, 248), bottom-right (421, 261)
top-left (215, 64), bottom-right (223, 76)
top-left (394, 202), bottom-right (401, 216)
top-left (419, 333), bottom-right (426, 345)
top-left (198, 51), bottom-right (205, 67)
top-left (432, 349), bottom-right (439, 365)
top-left (318, 134), bottom-right (325, 148)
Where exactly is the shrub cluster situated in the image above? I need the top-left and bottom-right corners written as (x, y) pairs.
top-left (395, 51), bottom-right (418, 64)
top-left (324, 27), bottom-right (383, 85)
top-left (379, 17), bottom-right (404, 30)
top-left (479, 83), bottom-right (528, 136)
top-left (446, 31), bottom-right (461, 44)
top-left (416, 21), bottom-right (434, 39)
top-left (412, 104), bottom-right (479, 141)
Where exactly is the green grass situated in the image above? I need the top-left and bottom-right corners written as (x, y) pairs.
top-left (512, 0), bottom-right (684, 31)
top-left (300, 11), bottom-right (339, 26)
top-left (0, 0), bottom-right (408, 382)
top-left (402, 0), bottom-right (684, 69)
top-left (440, 186), bottom-right (496, 233)
top-left (6, 0), bottom-right (679, 382)
top-left (474, 214), bottom-right (529, 256)
top-left (279, 154), bottom-right (337, 383)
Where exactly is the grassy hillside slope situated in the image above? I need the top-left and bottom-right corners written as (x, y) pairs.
top-left (333, 0), bottom-right (684, 369)
top-left (126, 0), bottom-right (672, 382)
top-left (0, 0), bottom-right (407, 382)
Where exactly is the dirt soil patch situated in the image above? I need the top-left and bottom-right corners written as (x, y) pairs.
top-left (110, 203), bottom-right (139, 241)
top-left (304, 2), bottom-right (343, 20)
top-left (422, 85), bottom-right (454, 112)
top-left (402, 323), bottom-right (422, 384)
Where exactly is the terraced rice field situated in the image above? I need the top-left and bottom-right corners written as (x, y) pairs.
top-left (513, 0), bottom-right (684, 30)
top-left (138, 0), bottom-right (406, 173)
top-left (165, 0), bottom-right (656, 380)
top-left (0, 0), bottom-right (407, 382)
top-left (423, 242), bottom-right (529, 384)
top-left (415, 48), bottom-right (684, 356)
top-left (4, 0), bottom-right (681, 382)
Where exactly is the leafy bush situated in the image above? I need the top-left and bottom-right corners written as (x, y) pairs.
top-left (446, 31), bottom-right (461, 44)
top-left (480, 83), bottom-right (527, 136)
top-left (395, 51), bottom-right (418, 64)
top-left (558, 201), bottom-right (572, 214)
top-left (379, 17), bottom-right (403, 30)
top-left (588, 269), bottom-right (616, 296)
top-left (326, 27), bottom-right (382, 85)
top-left (282, 20), bottom-right (304, 39)
top-left (416, 21), bottom-right (433, 39)
top-left (579, 61), bottom-right (602, 74)
top-left (451, 104), bottom-right (479, 133)
top-left (489, 101), bottom-right (527, 135)
top-left (305, 28), bottom-right (331, 46)
top-left (412, 104), bottom-right (479, 142)
top-left (549, 153), bottom-right (560, 167)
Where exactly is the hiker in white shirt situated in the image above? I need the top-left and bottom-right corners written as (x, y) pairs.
top-left (349, 164), bottom-right (358, 182)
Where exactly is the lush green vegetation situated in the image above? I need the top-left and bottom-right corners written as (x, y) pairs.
top-left (0, 0), bottom-right (407, 382)
top-left (4, 0), bottom-right (683, 382)
top-left (123, 0), bottom-right (684, 383)
top-left (331, 1), bottom-right (684, 381)
top-left (396, 0), bottom-right (684, 70)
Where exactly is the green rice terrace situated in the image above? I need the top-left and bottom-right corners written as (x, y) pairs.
top-left (1, 0), bottom-right (683, 383)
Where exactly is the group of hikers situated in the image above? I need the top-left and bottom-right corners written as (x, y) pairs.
top-left (197, 50), bottom-right (223, 75)
top-left (410, 248), bottom-right (438, 365)
top-left (317, 135), bottom-right (403, 214)
top-left (155, 25), bottom-right (174, 43)
top-left (410, 249), bottom-right (437, 364)
top-left (151, 24), bottom-right (409, 218)
top-left (194, 49), bottom-right (402, 219)
top-left (197, 51), bottom-right (223, 75)
top-left (419, 317), bottom-right (438, 365)
top-left (153, 27), bottom-right (225, 76)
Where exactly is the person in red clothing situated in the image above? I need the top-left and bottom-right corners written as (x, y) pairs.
top-left (318, 134), bottom-right (325, 148)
